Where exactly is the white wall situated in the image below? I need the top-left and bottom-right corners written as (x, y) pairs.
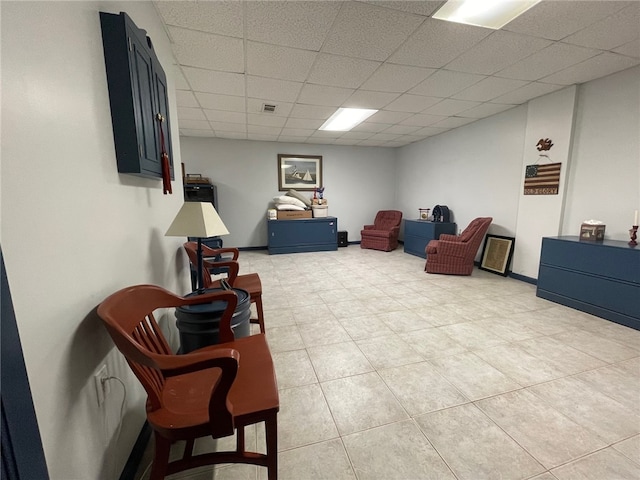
top-left (563, 66), bottom-right (640, 238)
top-left (180, 138), bottom-right (397, 246)
top-left (1, 2), bottom-right (190, 479)
top-left (396, 105), bottom-right (527, 239)
top-left (513, 86), bottom-right (577, 278)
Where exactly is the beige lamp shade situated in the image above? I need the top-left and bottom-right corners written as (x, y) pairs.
top-left (165, 202), bottom-right (229, 238)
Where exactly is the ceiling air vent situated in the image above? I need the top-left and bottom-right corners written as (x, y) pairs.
top-left (262, 103), bottom-right (277, 113)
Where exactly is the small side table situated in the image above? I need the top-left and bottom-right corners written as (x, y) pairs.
top-left (175, 287), bottom-right (250, 353)
top-left (404, 220), bottom-right (457, 258)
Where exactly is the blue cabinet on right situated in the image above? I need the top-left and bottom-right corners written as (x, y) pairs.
top-left (537, 236), bottom-right (640, 330)
top-left (403, 220), bottom-right (456, 258)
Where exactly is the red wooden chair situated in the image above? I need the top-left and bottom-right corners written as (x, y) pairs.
top-left (184, 242), bottom-right (265, 334)
top-left (97, 285), bottom-right (279, 480)
top-left (425, 217), bottom-right (492, 275)
top-left (360, 210), bottom-right (403, 251)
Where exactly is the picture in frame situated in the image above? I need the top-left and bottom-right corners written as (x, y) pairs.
top-left (479, 234), bottom-right (515, 276)
top-left (278, 154), bottom-right (322, 191)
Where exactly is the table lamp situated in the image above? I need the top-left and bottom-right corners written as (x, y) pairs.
top-left (166, 202), bottom-right (229, 293)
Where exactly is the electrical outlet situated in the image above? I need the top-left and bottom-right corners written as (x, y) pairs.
top-left (94, 365), bottom-right (110, 406)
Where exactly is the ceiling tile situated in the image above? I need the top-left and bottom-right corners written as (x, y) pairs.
top-left (246, 1), bottom-right (340, 50)
top-left (178, 119), bottom-right (212, 130)
top-left (173, 66), bottom-right (190, 90)
top-left (177, 106), bottom-right (206, 120)
top-left (180, 129), bottom-right (214, 137)
top-left (491, 82), bottom-right (565, 104)
top-left (400, 113), bottom-right (447, 127)
top-left (496, 42), bottom-right (601, 81)
top-left (209, 121), bottom-right (247, 133)
top-left (360, 1), bottom-right (443, 17)
top-left (424, 99), bottom-right (481, 116)
top-left (339, 130), bottom-right (375, 140)
top-left (217, 131), bottom-right (247, 140)
top-left (360, 64), bottom-right (437, 93)
top-left (342, 90), bottom-right (400, 109)
top-left (280, 128), bottom-right (316, 137)
top-left (445, 31), bottom-right (553, 75)
top-left (248, 125), bottom-right (282, 135)
top-left (410, 69), bottom-right (486, 97)
top-left (284, 118), bottom-right (324, 129)
top-left (352, 122), bottom-right (391, 133)
top-left (413, 126), bottom-right (449, 136)
top-left (203, 109), bottom-right (246, 124)
top-left (176, 90), bottom-right (199, 108)
top-left (247, 133), bottom-right (277, 141)
top-left (613, 39), bottom-right (640, 58)
top-left (297, 84), bottom-right (355, 106)
top-left (504, 1), bottom-right (631, 41)
top-left (182, 67), bottom-right (245, 96)
top-left (384, 94), bottom-right (441, 113)
top-left (458, 103), bottom-right (516, 119)
top-left (246, 76), bottom-right (302, 103)
top-left (431, 117), bottom-right (477, 128)
top-left (452, 77), bottom-right (529, 102)
top-left (367, 110), bottom-right (414, 124)
top-left (321, 1), bottom-right (425, 61)
top-left (540, 52), bottom-right (640, 85)
top-left (307, 54), bottom-right (381, 89)
top-left (248, 113), bottom-right (287, 128)
top-left (195, 92), bottom-right (245, 112)
top-left (563, 3), bottom-right (640, 51)
top-left (279, 136), bottom-right (310, 143)
top-left (390, 18), bottom-right (492, 68)
top-left (246, 42), bottom-right (317, 81)
top-left (168, 27), bottom-right (244, 72)
top-left (290, 104), bottom-right (336, 120)
top-left (382, 124), bottom-right (423, 135)
top-left (156, 1), bottom-right (243, 37)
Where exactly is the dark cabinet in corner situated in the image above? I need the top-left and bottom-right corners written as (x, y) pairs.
top-left (100, 11), bottom-right (173, 179)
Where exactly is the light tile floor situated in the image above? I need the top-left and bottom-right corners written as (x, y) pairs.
top-left (136, 247), bottom-right (640, 480)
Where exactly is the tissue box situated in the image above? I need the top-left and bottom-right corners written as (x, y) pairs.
top-left (580, 223), bottom-right (605, 241)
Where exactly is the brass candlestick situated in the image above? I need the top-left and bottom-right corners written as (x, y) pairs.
top-left (629, 226), bottom-right (638, 246)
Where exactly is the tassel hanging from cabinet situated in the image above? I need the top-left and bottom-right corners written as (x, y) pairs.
top-left (157, 113), bottom-right (172, 194)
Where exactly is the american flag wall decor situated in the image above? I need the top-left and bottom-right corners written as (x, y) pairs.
top-left (523, 162), bottom-right (561, 195)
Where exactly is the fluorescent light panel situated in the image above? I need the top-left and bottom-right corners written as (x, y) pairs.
top-left (433, 0), bottom-right (541, 30)
top-left (319, 108), bottom-right (378, 131)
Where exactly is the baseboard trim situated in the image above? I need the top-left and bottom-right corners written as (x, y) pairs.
top-left (508, 272), bottom-right (537, 285)
top-left (120, 421), bottom-right (152, 480)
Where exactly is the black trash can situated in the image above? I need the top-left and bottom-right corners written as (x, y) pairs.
top-left (175, 287), bottom-right (251, 353)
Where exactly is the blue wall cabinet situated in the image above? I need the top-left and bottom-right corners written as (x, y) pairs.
top-left (100, 11), bottom-right (173, 180)
top-left (268, 218), bottom-right (338, 254)
top-left (537, 236), bottom-right (640, 330)
top-left (403, 220), bottom-right (457, 258)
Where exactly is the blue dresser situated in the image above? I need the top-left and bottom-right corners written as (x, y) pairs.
top-left (267, 217), bottom-right (338, 254)
top-left (537, 236), bottom-right (640, 330)
top-left (403, 220), bottom-right (457, 258)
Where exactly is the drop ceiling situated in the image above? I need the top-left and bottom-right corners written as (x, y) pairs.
top-left (155, 0), bottom-right (640, 147)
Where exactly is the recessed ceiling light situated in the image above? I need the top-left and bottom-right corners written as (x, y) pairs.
top-left (433, 0), bottom-right (541, 30)
top-left (319, 108), bottom-right (378, 131)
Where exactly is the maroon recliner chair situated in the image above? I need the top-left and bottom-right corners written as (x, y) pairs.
top-left (425, 217), bottom-right (492, 275)
top-left (360, 210), bottom-right (403, 251)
